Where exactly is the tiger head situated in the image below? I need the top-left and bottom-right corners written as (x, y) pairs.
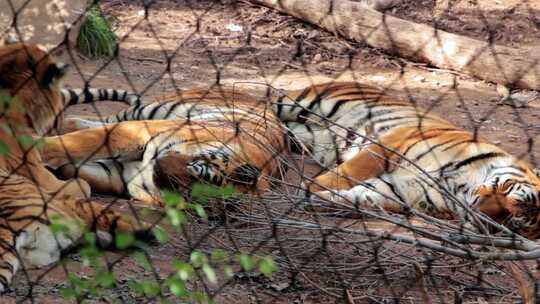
top-left (0, 42), bottom-right (68, 135)
top-left (473, 166), bottom-right (540, 239)
top-left (153, 151), bottom-right (265, 195)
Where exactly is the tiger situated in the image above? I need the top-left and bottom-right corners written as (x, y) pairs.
top-left (271, 81), bottom-right (540, 239)
top-left (0, 42), bottom-right (151, 291)
top-left (42, 87), bottom-right (288, 206)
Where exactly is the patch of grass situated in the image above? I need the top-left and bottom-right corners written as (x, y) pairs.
top-left (77, 6), bottom-right (117, 58)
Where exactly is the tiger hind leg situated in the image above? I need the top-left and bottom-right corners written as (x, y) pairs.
top-left (308, 175), bottom-right (411, 215)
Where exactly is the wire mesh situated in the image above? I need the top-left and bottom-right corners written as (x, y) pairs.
top-left (0, 0), bottom-right (539, 303)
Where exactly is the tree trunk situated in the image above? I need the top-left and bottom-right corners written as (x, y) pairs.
top-left (251, 0), bottom-right (540, 90)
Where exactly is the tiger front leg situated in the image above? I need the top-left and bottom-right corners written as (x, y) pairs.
top-left (307, 144), bottom-right (390, 192)
top-left (308, 177), bottom-right (406, 215)
top-left (306, 127), bottom-right (421, 193)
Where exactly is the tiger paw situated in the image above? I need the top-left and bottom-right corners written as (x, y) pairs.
top-left (301, 179), bottom-right (331, 193)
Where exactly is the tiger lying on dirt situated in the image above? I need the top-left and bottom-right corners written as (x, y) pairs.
top-left (43, 88), bottom-right (288, 206)
top-left (0, 42), bottom-right (151, 291)
top-left (49, 80), bottom-right (540, 238)
top-left (273, 82), bottom-right (540, 238)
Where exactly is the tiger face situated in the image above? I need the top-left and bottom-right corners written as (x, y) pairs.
top-left (153, 151), bottom-right (264, 194)
top-left (474, 169), bottom-right (540, 239)
top-left (0, 42), bottom-right (68, 135)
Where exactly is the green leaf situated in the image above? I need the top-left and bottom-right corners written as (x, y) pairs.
top-left (127, 279), bottom-right (144, 295)
top-left (50, 221), bottom-right (68, 234)
top-left (238, 254), bottom-right (255, 271)
top-left (191, 183), bottom-right (236, 202)
top-left (79, 245), bottom-right (101, 261)
top-left (166, 209), bottom-right (186, 227)
top-left (84, 232), bottom-right (97, 246)
top-left (167, 277), bottom-right (187, 297)
top-left (191, 291), bottom-right (211, 303)
top-left (192, 203), bottom-right (207, 219)
top-left (115, 232), bottom-right (135, 249)
top-left (258, 257), bottom-right (277, 277)
top-left (132, 251), bottom-right (152, 271)
top-left (202, 264), bottom-right (217, 284)
top-left (211, 249), bottom-right (228, 263)
top-left (16, 134), bottom-right (35, 147)
top-left (67, 273), bottom-right (82, 285)
top-left (0, 90), bottom-right (12, 106)
top-left (174, 260), bottom-right (194, 281)
top-left (142, 280), bottom-right (160, 297)
top-left (33, 137), bottom-right (45, 148)
top-left (141, 207), bottom-right (159, 217)
top-left (96, 270), bottom-right (115, 287)
top-left (161, 190), bottom-right (184, 207)
top-left (0, 141), bottom-right (9, 155)
top-left (60, 287), bottom-right (77, 299)
top-left (152, 226), bottom-right (169, 244)
top-left (223, 266), bottom-right (234, 278)
top-left (190, 251), bottom-right (207, 267)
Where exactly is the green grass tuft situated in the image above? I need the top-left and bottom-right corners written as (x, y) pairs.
top-left (77, 6), bottom-right (117, 58)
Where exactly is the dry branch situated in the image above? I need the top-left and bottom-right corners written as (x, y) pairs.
top-left (507, 262), bottom-right (536, 304)
top-left (250, 0), bottom-right (540, 90)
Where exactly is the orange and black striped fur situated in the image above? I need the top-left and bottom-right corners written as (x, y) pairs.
top-left (274, 82), bottom-right (540, 238)
top-left (0, 42), bottom-right (149, 291)
top-left (43, 88), bottom-right (288, 206)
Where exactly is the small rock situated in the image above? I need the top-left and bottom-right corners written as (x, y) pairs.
top-left (313, 53), bottom-right (323, 63)
top-left (307, 30), bottom-right (319, 40)
top-left (225, 23), bottom-right (243, 32)
top-left (269, 282), bottom-right (290, 291)
top-left (354, 0), bottom-right (403, 11)
top-left (414, 75), bottom-right (425, 82)
top-left (509, 90), bottom-right (539, 107)
top-left (496, 84), bottom-right (510, 99)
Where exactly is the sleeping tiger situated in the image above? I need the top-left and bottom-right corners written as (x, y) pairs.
top-left (0, 42), bottom-right (151, 291)
top-left (273, 82), bottom-right (540, 239)
top-left (42, 88), bottom-right (288, 206)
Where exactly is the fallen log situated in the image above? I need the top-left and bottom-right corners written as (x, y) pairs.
top-left (250, 0), bottom-right (540, 90)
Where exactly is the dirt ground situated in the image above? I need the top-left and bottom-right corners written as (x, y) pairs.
top-left (4, 0), bottom-right (540, 303)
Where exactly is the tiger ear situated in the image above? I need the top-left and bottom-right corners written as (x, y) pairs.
top-left (42, 62), bottom-right (69, 87)
top-left (473, 180), bottom-right (514, 217)
top-left (227, 163), bottom-right (261, 187)
top-left (475, 177), bottom-right (516, 196)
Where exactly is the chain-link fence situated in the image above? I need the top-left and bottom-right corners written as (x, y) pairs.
top-left (1, 0), bottom-right (540, 303)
